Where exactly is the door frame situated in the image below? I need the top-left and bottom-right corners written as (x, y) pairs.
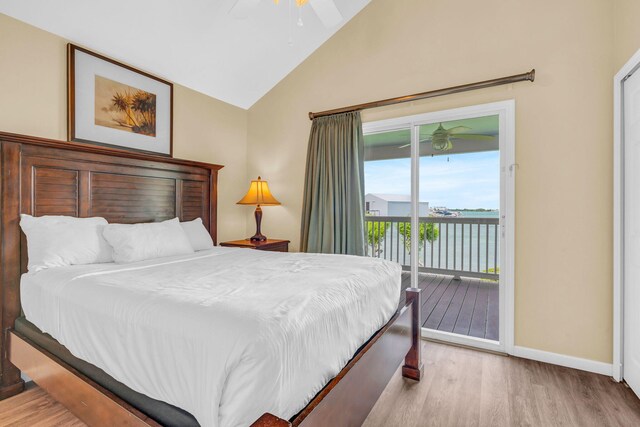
top-left (362, 100), bottom-right (516, 354)
top-left (613, 47), bottom-right (640, 382)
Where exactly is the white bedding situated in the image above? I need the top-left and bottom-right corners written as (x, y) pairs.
top-left (20, 247), bottom-right (401, 427)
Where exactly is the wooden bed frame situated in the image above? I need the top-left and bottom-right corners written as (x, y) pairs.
top-left (0, 131), bottom-right (423, 426)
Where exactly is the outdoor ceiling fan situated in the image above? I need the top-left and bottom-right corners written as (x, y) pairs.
top-left (399, 123), bottom-right (496, 152)
top-left (230, 0), bottom-right (343, 28)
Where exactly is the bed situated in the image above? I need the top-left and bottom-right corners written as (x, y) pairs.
top-left (0, 131), bottom-right (423, 427)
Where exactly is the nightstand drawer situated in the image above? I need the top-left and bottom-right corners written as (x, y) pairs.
top-left (220, 239), bottom-right (289, 252)
top-left (255, 242), bottom-right (289, 252)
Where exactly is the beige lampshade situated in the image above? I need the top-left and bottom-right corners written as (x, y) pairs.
top-left (237, 176), bottom-right (281, 206)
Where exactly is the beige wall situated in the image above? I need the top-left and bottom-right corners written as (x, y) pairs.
top-left (614, 0), bottom-right (640, 70)
top-left (248, 0), bottom-right (615, 363)
top-left (0, 13), bottom-right (248, 243)
top-left (172, 86), bottom-right (248, 242)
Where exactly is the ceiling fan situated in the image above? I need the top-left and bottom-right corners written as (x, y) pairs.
top-left (230, 0), bottom-right (343, 28)
top-left (399, 123), bottom-right (496, 152)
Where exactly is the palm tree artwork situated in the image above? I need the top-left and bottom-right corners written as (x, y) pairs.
top-left (95, 75), bottom-right (157, 137)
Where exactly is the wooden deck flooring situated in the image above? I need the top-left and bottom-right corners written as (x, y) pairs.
top-left (400, 272), bottom-right (499, 340)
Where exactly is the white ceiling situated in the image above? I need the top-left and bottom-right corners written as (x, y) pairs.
top-left (0, 0), bottom-right (370, 109)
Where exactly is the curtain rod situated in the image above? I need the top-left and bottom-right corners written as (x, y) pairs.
top-left (308, 69), bottom-right (535, 120)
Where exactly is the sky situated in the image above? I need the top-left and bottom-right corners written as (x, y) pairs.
top-left (364, 150), bottom-right (500, 209)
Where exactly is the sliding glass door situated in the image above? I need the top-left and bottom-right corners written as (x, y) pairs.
top-left (363, 102), bottom-right (515, 352)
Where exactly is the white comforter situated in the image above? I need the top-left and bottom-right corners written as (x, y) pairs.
top-left (20, 247), bottom-right (401, 427)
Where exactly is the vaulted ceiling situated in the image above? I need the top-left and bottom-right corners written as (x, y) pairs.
top-left (0, 0), bottom-right (371, 109)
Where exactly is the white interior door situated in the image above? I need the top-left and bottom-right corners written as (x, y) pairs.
top-left (623, 68), bottom-right (640, 397)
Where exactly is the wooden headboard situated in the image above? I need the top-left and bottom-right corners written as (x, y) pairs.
top-left (0, 131), bottom-right (223, 398)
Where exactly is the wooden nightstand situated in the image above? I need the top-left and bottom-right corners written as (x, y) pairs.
top-left (220, 239), bottom-right (290, 252)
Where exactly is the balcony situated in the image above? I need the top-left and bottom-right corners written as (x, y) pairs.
top-left (365, 216), bottom-right (499, 340)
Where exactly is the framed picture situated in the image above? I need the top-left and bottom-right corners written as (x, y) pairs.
top-left (68, 44), bottom-right (173, 156)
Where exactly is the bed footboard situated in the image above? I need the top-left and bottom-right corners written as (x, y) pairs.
top-left (252, 287), bottom-right (423, 427)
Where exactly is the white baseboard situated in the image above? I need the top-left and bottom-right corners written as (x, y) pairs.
top-left (512, 346), bottom-right (613, 377)
top-left (20, 372), bottom-right (32, 383)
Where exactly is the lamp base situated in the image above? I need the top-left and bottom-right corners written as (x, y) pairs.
top-left (249, 206), bottom-right (267, 242)
top-left (249, 233), bottom-right (267, 242)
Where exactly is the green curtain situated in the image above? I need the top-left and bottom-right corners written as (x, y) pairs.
top-left (300, 111), bottom-right (366, 255)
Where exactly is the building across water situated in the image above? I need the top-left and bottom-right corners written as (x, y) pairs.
top-left (365, 193), bottom-right (429, 217)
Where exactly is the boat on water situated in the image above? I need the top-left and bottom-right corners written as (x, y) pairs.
top-left (430, 208), bottom-right (461, 217)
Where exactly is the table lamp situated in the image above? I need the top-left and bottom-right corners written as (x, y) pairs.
top-left (237, 176), bottom-right (281, 241)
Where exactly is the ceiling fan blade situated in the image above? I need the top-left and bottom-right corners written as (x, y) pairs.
top-left (309, 0), bottom-right (343, 27)
top-left (397, 138), bottom-right (432, 148)
top-left (444, 126), bottom-right (471, 133)
top-left (450, 134), bottom-right (496, 140)
top-left (229, 0), bottom-right (260, 19)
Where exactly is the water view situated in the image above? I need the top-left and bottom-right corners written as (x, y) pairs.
top-left (363, 134), bottom-right (500, 278)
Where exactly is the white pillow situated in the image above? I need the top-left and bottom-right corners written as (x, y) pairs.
top-left (180, 218), bottom-right (214, 251)
top-left (102, 217), bottom-right (194, 263)
top-left (20, 214), bottom-right (113, 272)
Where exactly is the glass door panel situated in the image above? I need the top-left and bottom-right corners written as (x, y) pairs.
top-left (417, 115), bottom-right (500, 341)
top-left (363, 128), bottom-right (417, 279)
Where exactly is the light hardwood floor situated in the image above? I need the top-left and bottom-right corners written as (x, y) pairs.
top-left (364, 342), bottom-right (640, 427)
top-left (0, 383), bottom-right (84, 426)
top-left (1, 341), bottom-right (639, 427)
